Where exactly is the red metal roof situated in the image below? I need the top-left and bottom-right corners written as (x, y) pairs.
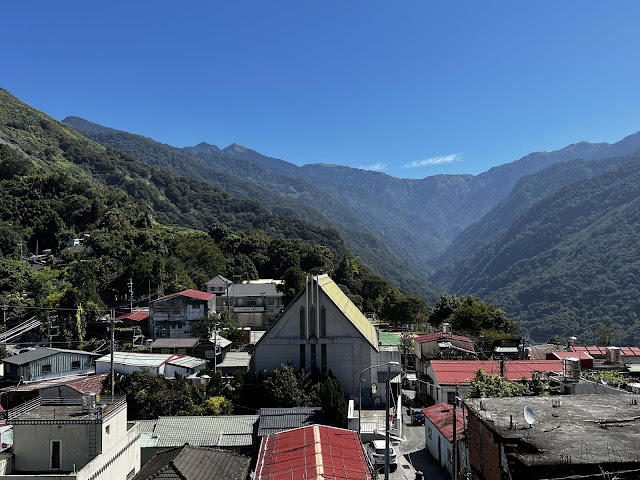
top-left (152, 289), bottom-right (215, 303)
top-left (414, 333), bottom-right (473, 345)
top-left (549, 351), bottom-right (594, 360)
top-left (570, 346), bottom-right (640, 358)
top-left (423, 403), bottom-right (466, 443)
top-left (115, 311), bottom-right (149, 322)
top-left (529, 347), bottom-right (566, 360)
top-left (255, 425), bottom-right (372, 480)
top-left (429, 360), bottom-right (563, 386)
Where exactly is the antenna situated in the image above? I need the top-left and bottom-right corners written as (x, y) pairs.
top-left (524, 406), bottom-right (535, 428)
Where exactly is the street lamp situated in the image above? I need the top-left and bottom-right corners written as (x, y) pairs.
top-left (358, 362), bottom-right (396, 438)
top-left (385, 361), bottom-right (400, 480)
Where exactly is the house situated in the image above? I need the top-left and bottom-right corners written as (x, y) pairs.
top-left (466, 395), bottom-right (640, 479)
top-left (251, 274), bottom-right (401, 403)
top-left (205, 275), bottom-right (233, 295)
top-left (257, 407), bottom-right (325, 437)
top-left (149, 289), bottom-right (216, 339)
top-left (423, 403), bottom-right (469, 479)
top-left (414, 329), bottom-right (476, 380)
top-left (2, 348), bottom-right (99, 382)
top-left (492, 338), bottom-right (525, 360)
top-left (134, 445), bottom-right (251, 480)
top-left (1, 374), bottom-right (107, 409)
top-left (216, 352), bottom-right (251, 376)
top-left (547, 350), bottom-right (594, 369)
top-left (149, 337), bottom-right (231, 366)
top-left (254, 425), bottom-right (373, 480)
top-left (217, 280), bottom-right (284, 327)
top-left (137, 415), bottom-right (259, 465)
top-left (116, 310), bottom-right (150, 337)
top-left (571, 345), bottom-right (640, 364)
top-left (95, 352), bottom-right (206, 378)
top-left (0, 395), bottom-right (139, 479)
top-left (421, 359), bottom-right (563, 404)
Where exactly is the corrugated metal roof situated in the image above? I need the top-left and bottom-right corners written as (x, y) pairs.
top-left (414, 332), bottom-right (473, 345)
top-left (226, 283), bottom-right (281, 298)
top-left (378, 332), bottom-right (401, 346)
top-left (255, 425), bottom-right (372, 480)
top-left (115, 311), bottom-right (149, 322)
top-left (96, 352), bottom-right (172, 367)
top-left (150, 338), bottom-right (200, 349)
top-left (2, 348), bottom-right (96, 366)
top-left (1, 374), bottom-right (99, 392)
top-left (166, 356), bottom-right (206, 369)
top-left (258, 407), bottom-right (325, 437)
top-left (429, 360), bottom-right (563, 386)
top-left (152, 289), bottom-right (215, 303)
top-left (549, 351), bottom-right (594, 360)
top-left (318, 275), bottom-right (378, 349)
top-left (217, 352), bottom-right (250, 369)
top-left (205, 275), bottom-right (232, 285)
top-left (423, 403), bottom-right (465, 443)
top-left (148, 415), bottom-right (258, 448)
top-left (66, 374), bottom-right (108, 393)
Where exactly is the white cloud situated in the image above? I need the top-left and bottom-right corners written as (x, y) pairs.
top-left (406, 153), bottom-right (462, 168)
top-left (358, 162), bottom-right (388, 171)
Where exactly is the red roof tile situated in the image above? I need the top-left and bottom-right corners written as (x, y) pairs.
top-left (255, 425), bottom-right (372, 480)
top-left (423, 403), bottom-right (466, 443)
top-left (152, 289), bottom-right (215, 303)
top-left (429, 360), bottom-right (563, 386)
top-left (115, 311), bottom-right (149, 322)
top-left (67, 374), bottom-right (108, 394)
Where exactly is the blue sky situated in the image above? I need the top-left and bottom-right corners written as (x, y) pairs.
top-left (2, 1), bottom-right (640, 178)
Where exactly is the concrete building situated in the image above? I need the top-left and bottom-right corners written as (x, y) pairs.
top-left (466, 395), bottom-right (640, 480)
top-left (423, 403), bottom-right (469, 479)
top-left (217, 280), bottom-right (284, 327)
top-left (2, 348), bottom-right (98, 382)
top-left (95, 352), bottom-right (206, 378)
top-left (251, 274), bottom-right (401, 403)
top-left (0, 395), bottom-right (140, 479)
top-left (205, 275), bottom-right (233, 295)
top-left (421, 359), bottom-right (563, 405)
top-left (149, 289), bottom-right (216, 339)
top-left (413, 331), bottom-right (476, 380)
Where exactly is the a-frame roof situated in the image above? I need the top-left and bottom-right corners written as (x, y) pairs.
top-left (252, 274), bottom-right (378, 351)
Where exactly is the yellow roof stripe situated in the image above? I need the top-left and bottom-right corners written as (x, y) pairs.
top-left (318, 276), bottom-right (379, 349)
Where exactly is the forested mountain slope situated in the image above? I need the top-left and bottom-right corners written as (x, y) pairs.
top-left (62, 116), bottom-right (439, 300)
top-left (439, 155), bottom-right (640, 345)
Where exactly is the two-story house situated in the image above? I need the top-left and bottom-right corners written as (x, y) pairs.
top-left (204, 275), bottom-right (233, 295)
top-left (149, 289), bottom-right (216, 339)
top-left (217, 280), bottom-right (284, 327)
top-left (251, 274), bottom-right (400, 405)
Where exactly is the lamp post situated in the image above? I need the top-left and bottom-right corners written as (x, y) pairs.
top-left (385, 361), bottom-right (400, 480)
top-left (358, 361), bottom-right (397, 439)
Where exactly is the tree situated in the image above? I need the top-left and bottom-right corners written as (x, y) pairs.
top-left (279, 266), bottom-right (306, 306)
top-left (191, 313), bottom-right (220, 340)
top-left (429, 294), bottom-right (462, 327)
top-left (449, 296), bottom-right (518, 334)
top-left (319, 377), bottom-right (347, 428)
top-left (467, 368), bottom-right (527, 398)
top-left (264, 364), bottom-right (308, 408)
top-left (596, 325), bottom-right (616, 346)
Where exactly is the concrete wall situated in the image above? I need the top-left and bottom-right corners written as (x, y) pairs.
top-left (253, 283), bottom-right (383, 399)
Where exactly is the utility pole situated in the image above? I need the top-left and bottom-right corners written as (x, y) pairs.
top-left (453, 383), bottom-right (459, 480)
top-left (213, 322), bottom-right (219, 374)
top-left (385, 361), bottom-right (400, 480)
top-left (110, 308), bottom-right (115, 402)
top-left (46, 311), bottom-right (51, 348)
top-left (2, 304), bottom-right (7, 332)
top-left (128, 278), bottom-right (134, 314)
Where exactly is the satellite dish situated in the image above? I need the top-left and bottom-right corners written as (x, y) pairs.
top-left (524, 406), bottom-right (535, 428)
top-left (601, 377), bottom-right (608, 386)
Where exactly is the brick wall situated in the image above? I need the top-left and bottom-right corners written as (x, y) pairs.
top-left (467, 412), bottom-right (503, 480)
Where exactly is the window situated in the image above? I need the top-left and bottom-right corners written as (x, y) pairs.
top-left (320, 307), bottom-right (326, 337)
top-left (299, 307), bottom-right (306, 337)
top-left (205, 349), bottom-right (214, 358)
top-left (50, 440), bottom-right (61, 470)
top-left (447, 391), bottom-right (456, 405)
top-left (71, 360), bottom-right (81, 370)
top-left (42, 364), bottom-right (52, 374)
top-left (105, 425), bottom-right (110, 435)
top-left (309, 308), bottom-right (316, 337)
top-left (321, 344), bottom-right (327, 374)
top-left (177, 349), bottom-right (186, 355)
top-left (299, 344), bottom-right (306, 370)
top-left (377, 371), bottom-right (388, 383)
top-left (268, 298), bottom-right (275, 306)
top-left (310, 344), bottom-right (317, 370)
top-left (161, 349), bottom-right (170, 354)
top-left (427, 426), bottom-right (432, 439)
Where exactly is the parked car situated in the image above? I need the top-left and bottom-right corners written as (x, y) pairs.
top-left (411, 408), bottom-right (425, 425)
top-left (367, 440), bottom-right (398, 471)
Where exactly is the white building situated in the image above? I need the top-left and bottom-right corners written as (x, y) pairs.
top-left (149, 289), bottom-right (216, 339)
top-left (251, 274), bottom-right (400, 403)
top-left (205, 275), bottom-right (233, 295)
top-left (0, 396), bottom-right (140, 479)
top-left (423, 403), bottom-right (469, 479)
top-left (217, 280), bottom-right (284, 327)
top-left (95, 352), bottom-right (206, 378)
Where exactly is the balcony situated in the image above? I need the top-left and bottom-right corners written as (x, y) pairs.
top-left (233, 306), bottom-right (265, 313)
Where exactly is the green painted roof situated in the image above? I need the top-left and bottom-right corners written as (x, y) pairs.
top-left (378, 331), bottom-right (401, 346)
top-left (318, 275), bottom-right (379, 350)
